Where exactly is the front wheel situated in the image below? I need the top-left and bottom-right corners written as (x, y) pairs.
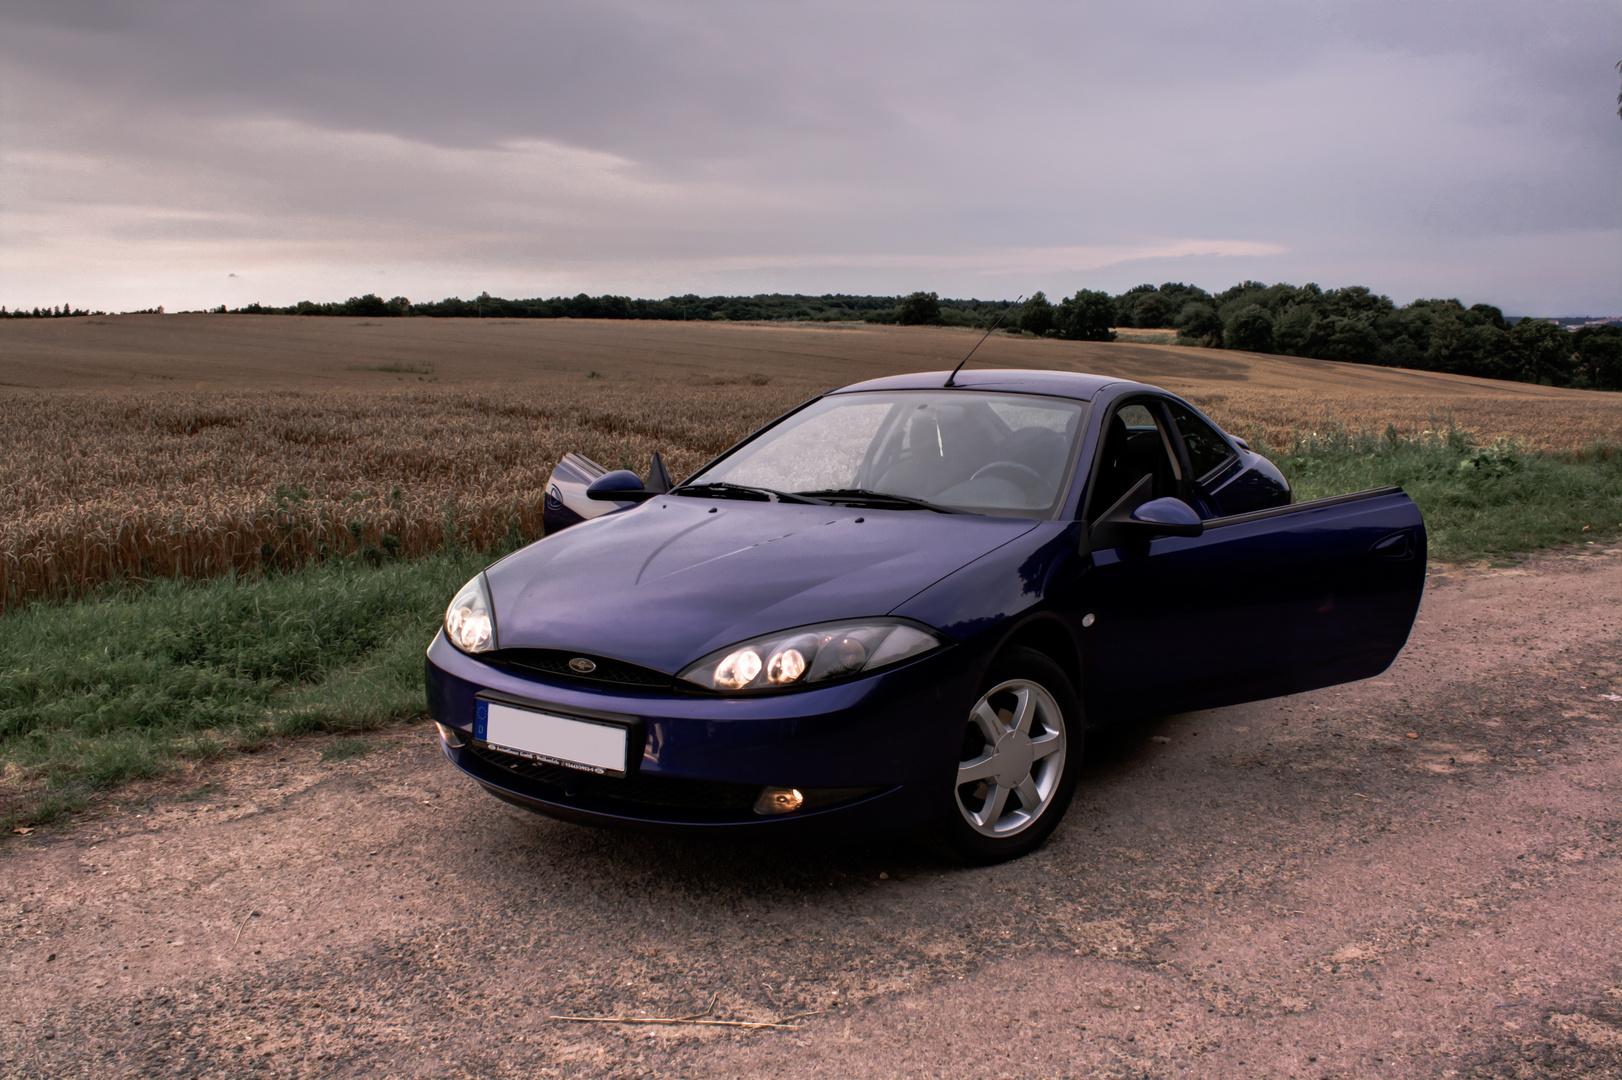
top-left (933, 647), bottom-right (1082, 864)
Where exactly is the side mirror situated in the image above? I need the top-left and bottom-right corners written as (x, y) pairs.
top-left (1124, 497), bottom-right (1203, 538)
top-left (587, 470), bottom-right (657, 502)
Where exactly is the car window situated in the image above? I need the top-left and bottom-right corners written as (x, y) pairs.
top-left (987, 400), bottom-right (1075, 435)
top-left (1166, 402), bottom-right (1235, 482)
top-left (688, 390), bottom-right (1089, 518)
top-left (708, 401), bottom-right (893, 493)
top-left (1088, 401), bottom-right (1180, 522)
top-left (1115, 404), bottom-right (1156, 429)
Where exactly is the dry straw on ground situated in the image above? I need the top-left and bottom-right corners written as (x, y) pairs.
top-left (2, 315), bottom-right (1617, 607)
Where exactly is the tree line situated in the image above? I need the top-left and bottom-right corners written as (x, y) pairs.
top-left (7, 283), bottom-right (1616, 391)
top-left (230, 283), bottom-right (1617, 390)
top-left (228, 291), bottom-right (1022, 325)
top-left (0, 304), bottom-right (101, 318)
top-left (1104, 279), bottom-right (1621, 391)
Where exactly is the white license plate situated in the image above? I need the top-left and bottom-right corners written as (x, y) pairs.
top-left (475, 700), bottom-right (629, 775)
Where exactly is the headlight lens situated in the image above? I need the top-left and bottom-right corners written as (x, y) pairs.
top-left (679, 619), bottom-right (946, 693)
top-left (444, 573), bottom-right (497, 654)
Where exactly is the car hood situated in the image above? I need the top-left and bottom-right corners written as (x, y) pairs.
top-left (485, 497), bottom-right (1039, 673)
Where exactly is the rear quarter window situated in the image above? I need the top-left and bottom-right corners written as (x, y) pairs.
top-left (1168, 403), bottom-right (1235, 481)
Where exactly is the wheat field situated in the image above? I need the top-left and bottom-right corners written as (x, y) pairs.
top-left (3, 315), bottom-right (1617, 607)
top-left (0, 382), bottom-right (805, 607)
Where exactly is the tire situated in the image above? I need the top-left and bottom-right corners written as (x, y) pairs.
top-left (932, 646), bottom-right (1083, 865)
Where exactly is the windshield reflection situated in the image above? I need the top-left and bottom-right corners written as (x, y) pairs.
top-left (684, 391), bottom-right (1089, 518)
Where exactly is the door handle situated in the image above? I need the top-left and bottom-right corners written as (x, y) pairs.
top-left (1371, 531), bottom-right (1413, 559)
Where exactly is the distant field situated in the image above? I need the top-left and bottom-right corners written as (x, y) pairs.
top-left (2, 314), bottom-right (1618, 606)
top-left (5, 313), bottom-right (1614, 443)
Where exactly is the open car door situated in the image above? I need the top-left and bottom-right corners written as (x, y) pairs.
top-left (1084, 488), bottom-right (1426, 722)
top-left (1075, 397), bottom-right (1425, 723)
top-left (542, 452), bottom-right (673, 535)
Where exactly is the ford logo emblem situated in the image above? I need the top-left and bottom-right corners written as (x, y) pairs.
top-left (568, 657), bottom-right (597, 674)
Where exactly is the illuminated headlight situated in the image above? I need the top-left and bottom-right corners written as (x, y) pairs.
top-left (444, 572), bottom-right (498, 654)
top-left (678, 619), bottom-right (946, 693)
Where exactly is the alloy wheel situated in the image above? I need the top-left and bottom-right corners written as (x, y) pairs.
top-left (954, 678), bottom-right (1067, 837)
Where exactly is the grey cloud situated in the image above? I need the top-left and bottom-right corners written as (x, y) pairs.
top-left (0, 0), bottom-right (1617, 313)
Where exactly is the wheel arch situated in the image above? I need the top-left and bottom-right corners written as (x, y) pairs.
top-left (991, 614), bottom-right (1082, 702)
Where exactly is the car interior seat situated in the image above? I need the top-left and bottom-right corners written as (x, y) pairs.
top-left (995, 426), bottom-right (1068, 490)
top-left (876, 408), bottom-right (993, 497)
top-left (1090, 411), bottom-right (1176, 519)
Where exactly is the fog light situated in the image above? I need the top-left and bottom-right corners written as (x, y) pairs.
top-left (753, 786), bottom-right (805, 815)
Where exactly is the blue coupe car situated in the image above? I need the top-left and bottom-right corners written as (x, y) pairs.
top-left (425, 368), bottom-right (1425, 862)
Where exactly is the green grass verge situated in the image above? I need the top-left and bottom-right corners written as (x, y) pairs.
top-left (4, 429), bottom-right (1620, 829)
top-left (1272, 427), bottom-right (1622, 563)
top-left (1, 548), bottom-right (490, 828)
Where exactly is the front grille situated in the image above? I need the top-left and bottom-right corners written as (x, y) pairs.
top-left (483, 648), bottom-right (672, 689)
top-left (466, 744), bottom-right (760, 814)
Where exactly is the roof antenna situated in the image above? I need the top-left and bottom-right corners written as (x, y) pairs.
top-left (945, 295), bottom-right (1021, 387)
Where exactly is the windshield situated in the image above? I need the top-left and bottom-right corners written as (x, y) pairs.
top-left (684, 390), bottom-right (1089, 517)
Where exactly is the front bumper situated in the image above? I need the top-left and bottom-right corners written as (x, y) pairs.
top-left (424, 629), bottom-right (985, 836)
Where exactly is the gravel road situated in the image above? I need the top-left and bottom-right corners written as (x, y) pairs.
top-left (4, 549), bottom-right (1621, 1079)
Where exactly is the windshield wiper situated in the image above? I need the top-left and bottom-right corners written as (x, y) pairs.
top-left (796, 488), bottom-right (978, 514)
top-left (673, 481), bottom-right (829, 505)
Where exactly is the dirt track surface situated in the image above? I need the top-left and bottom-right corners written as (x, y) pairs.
top-left (4, 549), bottom-right (1621, 1079)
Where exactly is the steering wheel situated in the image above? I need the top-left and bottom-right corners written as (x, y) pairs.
top-left (969, 461), bottom-right (1050, 502)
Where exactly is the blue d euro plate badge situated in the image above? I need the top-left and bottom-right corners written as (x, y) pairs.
top-left (474, 699), bottom-right (629, 776)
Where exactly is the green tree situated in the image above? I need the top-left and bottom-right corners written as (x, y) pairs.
top-left (1511, 318), bottom-right (1576, 386)
top-left (341, 293), bottom-right (391, 317)
top-left (898, 291), bottom-right (942, 325)
top-left (1272, 305), bottom-right (1318, 355)
top-left (1175, 301), bottom-right (1222, 344)
top-left (1316, 316), bottom-right (1381, 365)
top-left (1112, 284), bottom-right (1158, 327)
top-left (1056, 289), bottom-right (1116, 341)
top-left (1464, 324), bottom-right (1517, 380)
top-left (1575, 325), bottom-right (1622, 390)
top-left (1378, 333), bottom-right (1424, 369)
top-left (1156, 282), bottom-right (1215, 316)
top-left (1222, 304), bottom-right (1275, 353)
top-left (1019, 292), bottom-right (1056, 336)
top-left (1323, 286), bottom-right (1394, 322)
top-left (1130, 291), bottom-right (1172, 328)
top-left (1425, 313), bottom-right (1516, 379)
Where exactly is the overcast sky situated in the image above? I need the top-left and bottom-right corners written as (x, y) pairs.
top-left (2, 0), bottom-right (1618, 315)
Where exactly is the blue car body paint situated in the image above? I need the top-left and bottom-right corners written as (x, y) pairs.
top-left (425, 369), bottom-right (1425, 836)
